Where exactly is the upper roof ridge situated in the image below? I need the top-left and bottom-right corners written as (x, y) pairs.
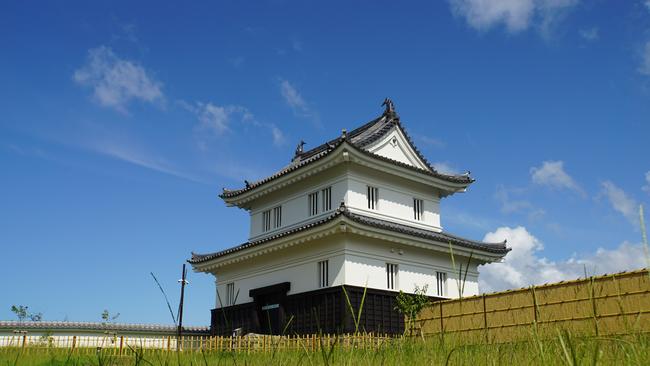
top-left (219, 99), bottom-right (474, 199)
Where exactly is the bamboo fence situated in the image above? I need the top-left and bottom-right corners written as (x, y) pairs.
top-left (416, 268), bottom-right (650, 343)
top-left (0, 333), bottom-right (392, 354)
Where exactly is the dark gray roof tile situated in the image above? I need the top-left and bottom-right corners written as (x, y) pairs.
top-left (189, 205), bottom-right (508, 264)
top-left (220, 113), bottom-right (473, 199)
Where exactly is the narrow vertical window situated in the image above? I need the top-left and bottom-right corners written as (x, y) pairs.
top-left (413, 198), bottom-right (423, 221)
top-left (322, 186), bottom-right (332, 211)
top-left (386, 263), bottom-right (398, 290)
top-left (273, 206), bottom-right (282, 228)
top-left (367, 186), bottom-right (378, 210)
top-left (226, 283), bottom-right (235, 306)
top-left (262, 210), bottom-right (271, 232)
top-left (317, 260), bottom-right (329, 288)
top-left (436, 272), bottom-right (447, 297)
top-left (308, 192), bottom-right (319, 216)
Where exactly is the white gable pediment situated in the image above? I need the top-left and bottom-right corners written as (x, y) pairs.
top-left (364, 127), bottom-right (430, 170)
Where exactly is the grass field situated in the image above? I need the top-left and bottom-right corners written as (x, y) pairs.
top-left (1, 331), bottom-right (649, 366)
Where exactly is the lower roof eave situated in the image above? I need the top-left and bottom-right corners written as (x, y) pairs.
top-left (340, 218), bottom-right (507, 263)
top-left (190, 210), bottom-right (508, 271)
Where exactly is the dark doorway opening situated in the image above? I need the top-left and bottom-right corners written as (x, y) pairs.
top-left (250, 282), bottom-right (290, 335)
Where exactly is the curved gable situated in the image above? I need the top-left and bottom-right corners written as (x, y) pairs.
top-left (364, 127), bottom-right (430, 171)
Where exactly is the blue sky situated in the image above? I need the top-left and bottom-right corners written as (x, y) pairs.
top-left (1, 1), bottom-right (650, 326)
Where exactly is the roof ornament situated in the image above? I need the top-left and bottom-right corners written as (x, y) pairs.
top-left (244, 180), bottom-right (251, 188)
top-left (341, 128), bottom-right (347, 140)
top-left (294, 140), bottom-right (306, 159)
top-left (381, 97), bottom-right (397, 118)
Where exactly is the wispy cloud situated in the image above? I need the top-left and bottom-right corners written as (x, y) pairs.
top-left (643, 171), bottom-right (650, 194)
top-left (530, 160), bottom-right (584, 195)
top-left (73, 46), bottom-right (163, 113)
top-left (87, 139), bottom-right (207, 184)
top-left (600, 181), bottom-right (639, 226)
top-left (279, 79), bottom-right (319, 124)
top-left (494, 185), bottom-right (546, 221)
top-left (416, 135), bottom-right (446, 149)
top-left (579, 27), bottom-right (599, 42)
top-left (639, 41), bottom-right (650, 76)
top-left (448, 0), bottom-right (578, 37)
top-left (180, 100), bottom-right (286, 148)
top-left (479, 226), bottom-right (647, 292)
top-left (229, 56), bottom-right (245, 68)
top-left (432, 161), bottom-right (458, 174)
top-left (270, 124), bottom-right (286, 146)
top-left (280, 79), bottom-right (308, 114)
top-left (180, 101), bottom-right (250, 137)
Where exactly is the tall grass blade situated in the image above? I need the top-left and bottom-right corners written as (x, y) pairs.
top-left (150, 272), bottom-right (177, 325)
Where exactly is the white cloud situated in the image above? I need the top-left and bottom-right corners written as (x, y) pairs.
top-left (530, 160), bottom-right (583, 194)
top-left (432, 162), bottom-right (458, 175)
top-left (479, 226), bottom-right (648, 292)
top-left (180, 101), bottom-right (285, 148)
top-left (643, 171), bottom-right (650, 194)
top-left (579, 27), bottom-right (599, 41)
top-left (280, 79), bottom-right (309, 115)
top-left (181, 102), bottom-right (252, 137)
top-left (639, 41), bottom-right (650, 76)
top-left (270, 124), bottom-right (286, 146)
top-left (601, 181), bottom-right (639, 226)
top-left (646, 0), bottom-right (650, 12)
top-left (197, 103), bottom-right (231, 135)
top-left (279, 79), bottom-right (320, 126)
top-left (448, 0), bottom-right (578, 35)
top-left (73, 46), bottom-right (163, 113)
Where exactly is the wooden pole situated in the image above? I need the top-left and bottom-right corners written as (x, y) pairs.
top-left (119, 336), bottom-right (124, 355)
top-left (483, 294), bottom-right (488, 343)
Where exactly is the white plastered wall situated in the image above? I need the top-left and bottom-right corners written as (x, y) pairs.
top-left (212, 235), bottom-right (346, 308)
top-left (248, 163), bottom-right (443, 240)
top-left (344, 165), bottom-right (442, 231)
top-left (342, 235), bottom-right (479, 298)
top-left (249, 167), bottom-right (348, 240)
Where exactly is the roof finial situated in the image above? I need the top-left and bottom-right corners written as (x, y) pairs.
top-left (294, 140), bottom-right (305, 158)
top-left (381, 97), bottom-right (396, 117)
top-left (341, 128), bottom-right (347, 140)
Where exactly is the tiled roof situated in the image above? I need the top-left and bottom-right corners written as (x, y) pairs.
top-left (189, 205), bottom-right (509, 265)
top-left (0, 321), bottom-right (209, 334)
top-left (220, 112), bottom-right (473, 199)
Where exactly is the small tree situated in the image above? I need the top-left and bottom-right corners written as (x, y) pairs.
top-left (11, 305), bottom-right (42, 323)
top-left (11, 305), bottom-right (28, 322)
top-left (394, 285), bottom-right (429, 336)
top-left (101, 309), bottom-right (120, 323)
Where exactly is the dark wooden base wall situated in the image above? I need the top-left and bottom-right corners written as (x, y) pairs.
top-left (210, 285), bottom-right (407, 336)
